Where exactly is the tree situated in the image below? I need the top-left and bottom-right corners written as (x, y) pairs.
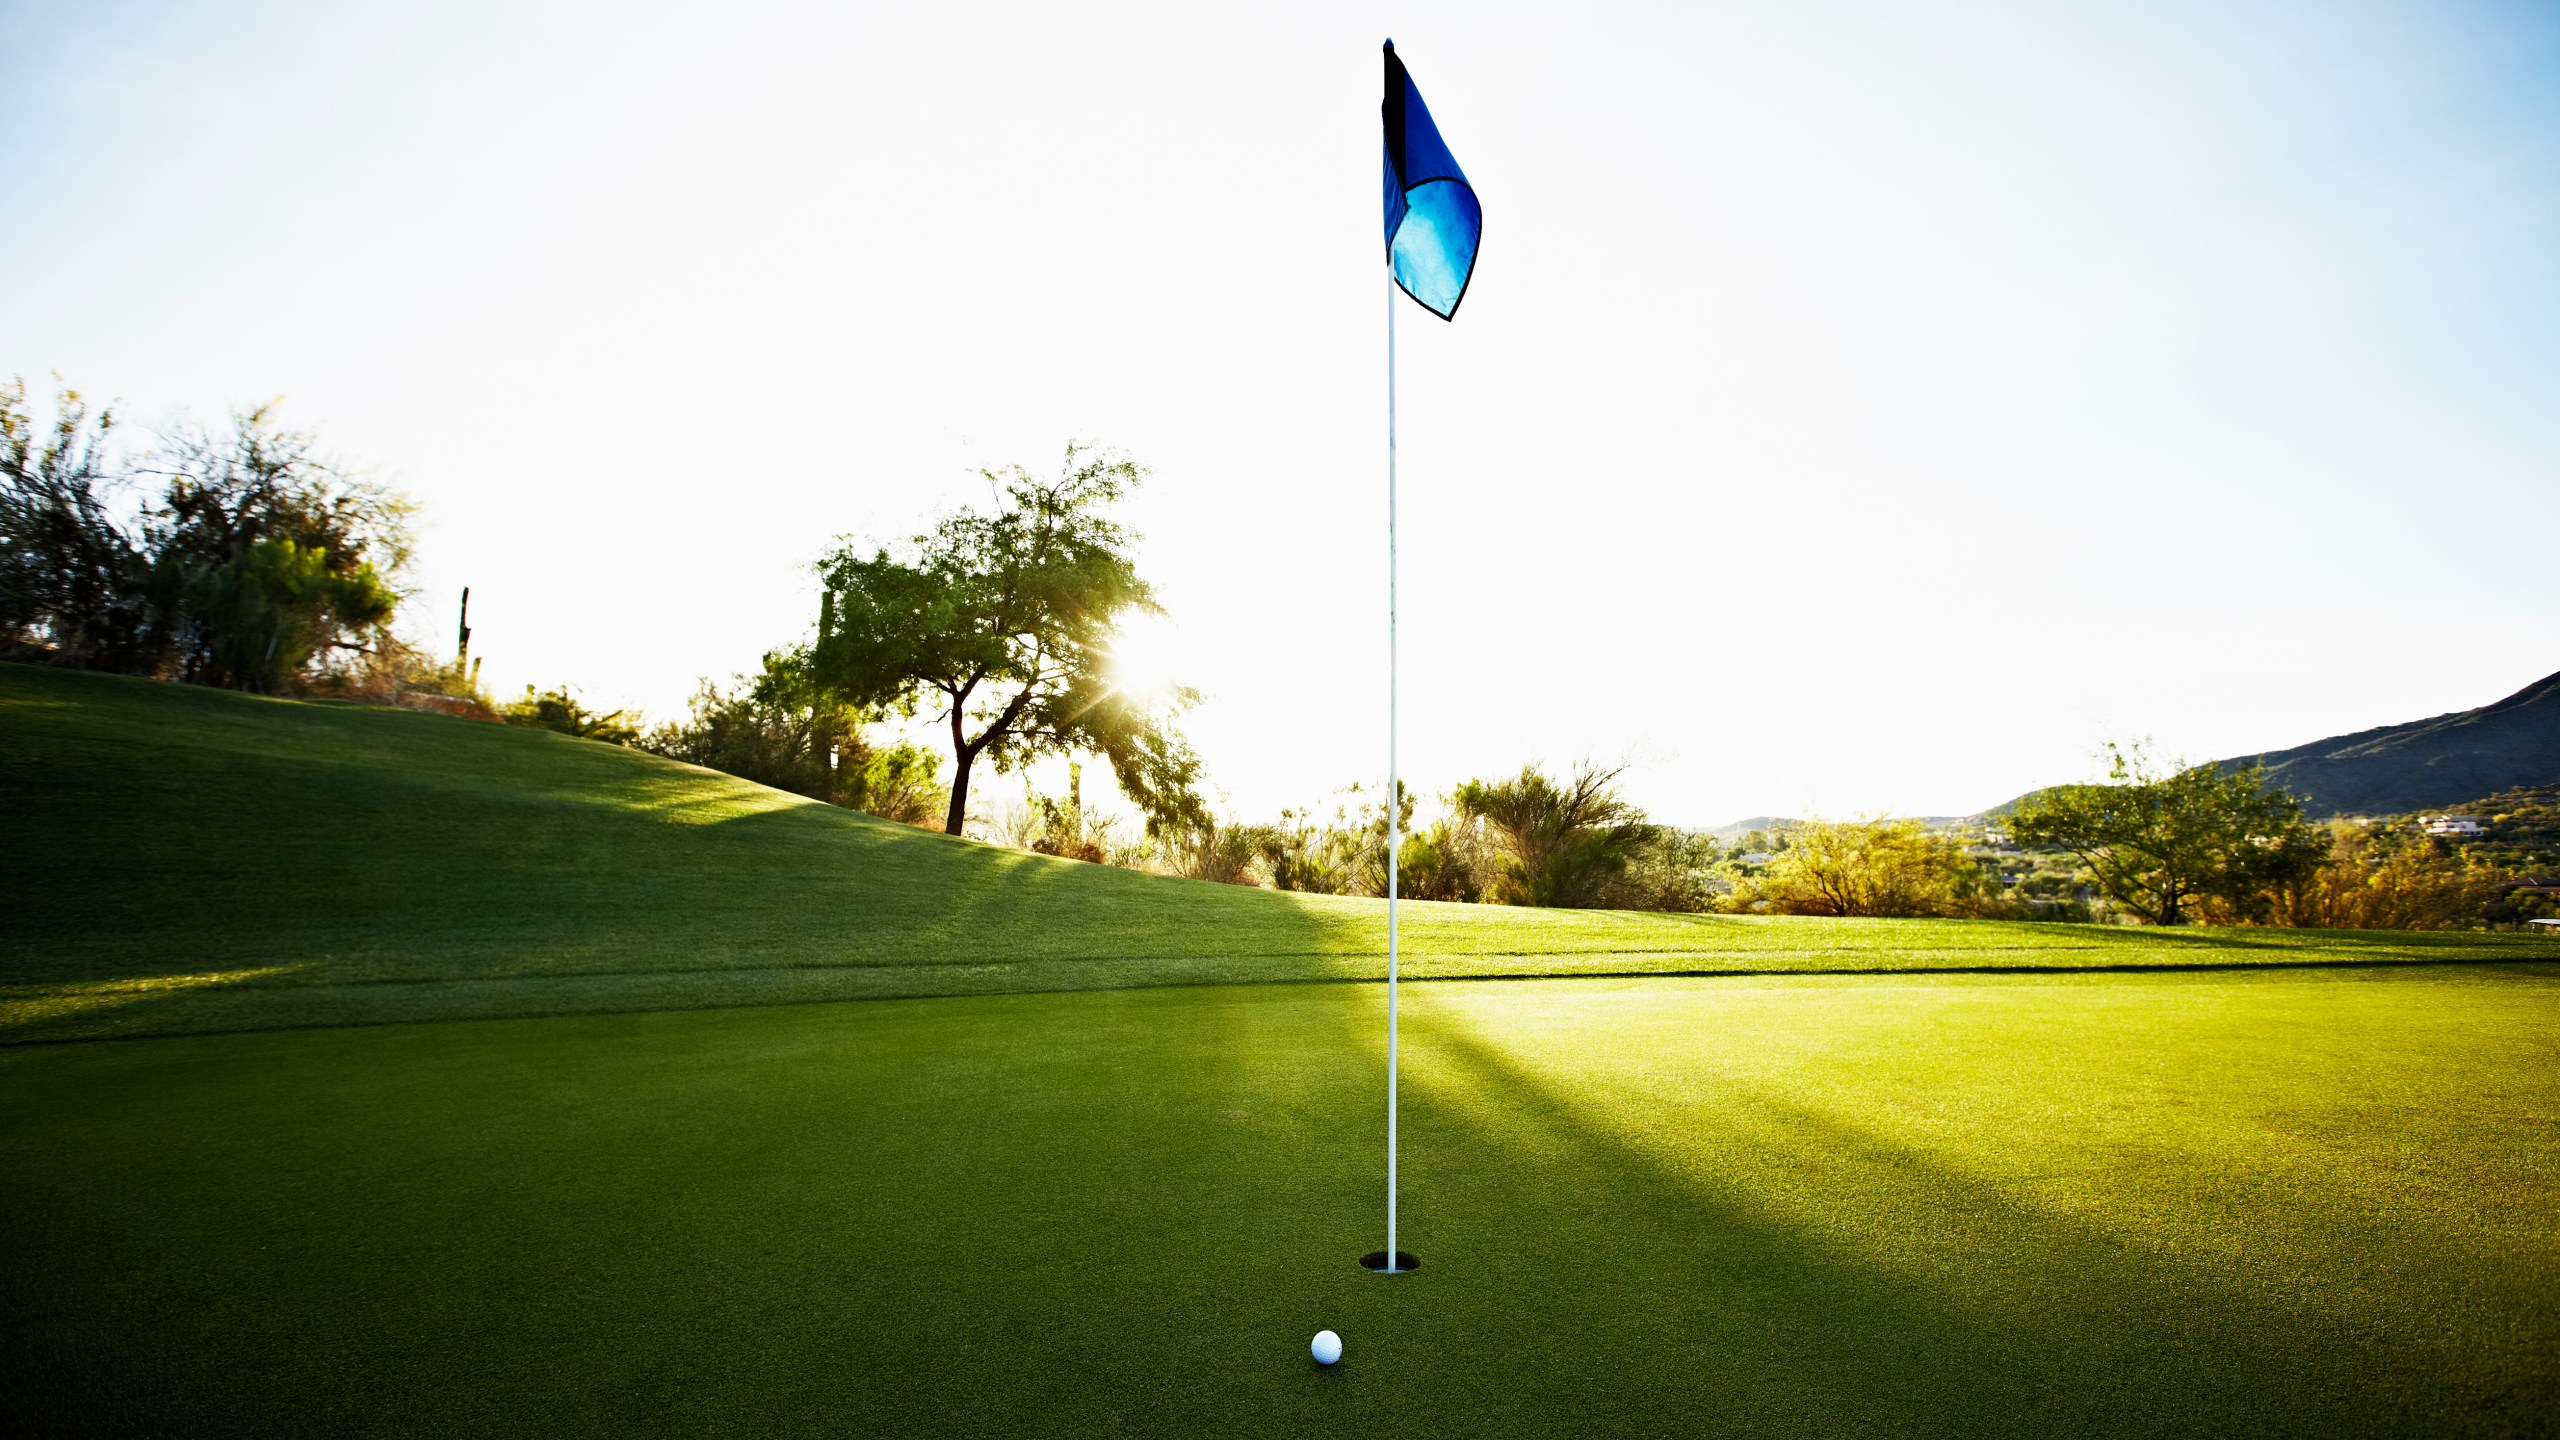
top-left (641, 651), bottom-right (949, 826)
top-left (1454, 761), bottom-right (1658, 908)
top-left (1759, 818), bottom-right (1977, 917)
top-left (143, 404), bottom-right (410, 691)
top-left (0, 377), bottom-right (154, 668)
top-left (5, 382), bottom-right (410, 691)
top-left (2005, 743), bottom-right (2320, 925)
top-left (807, 447), bottom-right (1204, 837)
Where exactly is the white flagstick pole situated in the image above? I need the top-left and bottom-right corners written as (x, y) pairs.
top-left (1384, 272), bottom-right (1401, 1274)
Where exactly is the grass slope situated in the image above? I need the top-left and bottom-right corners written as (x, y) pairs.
top-left (4, 664), bottom-right (2547, 1044)
top-left (6, 967), bottom-right (2554, 1436)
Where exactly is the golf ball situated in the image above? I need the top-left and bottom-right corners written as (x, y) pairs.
top-left (1311, 1329), bottom-right (1342, 1366)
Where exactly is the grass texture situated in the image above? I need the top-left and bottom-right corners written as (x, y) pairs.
top-left (3, 663), bottom-right (2547, 1044)
top-left (5, 967), bottom-right (2554, 1436)
top-left (5, 663), bottom-right (2555, 1434)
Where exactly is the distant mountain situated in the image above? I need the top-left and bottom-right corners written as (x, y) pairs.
top-left (1703, 816), bottom-right (1800, 840)
top-left (2222, 669), bottom-right (2560, 817)
top-left (1720, 671), bottom-right (2560, 831)
top-left (1701, 814), bottom-right (1974, 839)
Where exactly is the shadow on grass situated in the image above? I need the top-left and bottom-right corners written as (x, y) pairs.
top-left (1367, 992), bottom-right (2525, 1437)
top-left (8, 967), bottom-right (2549, 1437)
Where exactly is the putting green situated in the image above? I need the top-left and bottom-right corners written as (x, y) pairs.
top-left (7, 965), bottom-right (2553, 1436)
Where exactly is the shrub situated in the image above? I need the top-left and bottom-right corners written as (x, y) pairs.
top-left (2242, 822), bottom-right (2505, 930)
top-left (506, 686), bottom-right (640, 746)
top-left (1157, 817), bottom-right (1271, 886)
top-left (1454, 762), bottom-right (1653, 909)
top-left (1759, 818), bottom-right (1978, 918)
top-left (643, 656), bottom-right (947, 826)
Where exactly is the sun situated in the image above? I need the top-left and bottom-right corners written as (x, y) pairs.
top-left (1100, 616), bottom-right (1184, 707)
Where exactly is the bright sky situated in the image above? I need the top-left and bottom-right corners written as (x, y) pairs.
top-left (6, 0), bottom-right (2556, 826)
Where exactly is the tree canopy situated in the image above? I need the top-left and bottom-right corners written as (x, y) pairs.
top-left (2005, 744), bottom-right (2320, 925)
top-left (1, 379), bottom-right (410, 692)
top-left (806, 447), bottom-right (1203, 837)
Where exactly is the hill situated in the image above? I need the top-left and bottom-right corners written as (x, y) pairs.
top-left (2223, 668), bottom-right (2560, 816)
top-left (4, 663), bottom-right (2544, 1044)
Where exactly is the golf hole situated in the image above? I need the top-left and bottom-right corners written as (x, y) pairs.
top-left (1359, 1250), bottom-right (1421, 1273)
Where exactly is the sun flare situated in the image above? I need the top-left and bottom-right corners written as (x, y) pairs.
top-left (1100, 617), bottom-right (1184, 707)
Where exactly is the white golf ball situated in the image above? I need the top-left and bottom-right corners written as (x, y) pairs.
top-left (1311, 1329), bottom-right (1343, 1365)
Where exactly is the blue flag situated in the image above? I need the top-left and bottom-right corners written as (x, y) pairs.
top-left (1382, 41), bottom-right (1481, 321)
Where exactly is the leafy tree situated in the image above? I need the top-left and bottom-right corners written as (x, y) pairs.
top-left (3, 381), bottom-right (410, 692)
top-left (1, 377), bottom-right (159, 669)
top-left (2005, 743), bottom-right (2320, 925)
top-left (1759, 818), bottom-right (1978, 917)
top-left (649, 651), bottom-right (870, 800)
top-left (807, 447), bottom-right (1204, 837)
top-left (1454, 762), bottom-right (1657, 909)
top-left (1604, 828), bottom-right (1723, 913)
top-left (854, 743), bottom-right (949, 829)
top-left (642, 652), bottom-right (950, 826)
top-left (143, 404), bottom-right (410, 691)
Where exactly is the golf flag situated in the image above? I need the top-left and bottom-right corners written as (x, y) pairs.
top-left (1382, 41), bottom-right (1482, 320)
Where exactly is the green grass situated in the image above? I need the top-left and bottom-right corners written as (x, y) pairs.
top-left (4, 663), bottom-right (2547, 1044)
top-left (6, 663), bottom-right (2557, 1434)
top-left (6, 967), bottom-right (2554, 1435)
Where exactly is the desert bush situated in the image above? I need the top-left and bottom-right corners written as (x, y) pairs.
top-left (2241, 822), bottom-right (2505, 929)
top-left (979, 763), bottom-right (1123, 862)
top-left (1259, 787), bottom-right (1388, 895)
top-left (1602, 828), bottom-right (1724, 913)
top-left (1455, 762), bottom-right (1655, 909)
top-left (1395, 814), bottom-right (1498, 903)
top-left (304, 630), bottom-right (497, 717)
top-left (644, 656), bottom-right (946, 823)
top-left (1156, 817), bottom-right (1271, 886)
top-left (507, 686), bottom-right (640, 746)
top-left (1759, 818), bottom-right (1979, 918)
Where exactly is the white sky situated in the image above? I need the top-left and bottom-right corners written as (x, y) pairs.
top-left (5, 0), bottom-right (2556, 826)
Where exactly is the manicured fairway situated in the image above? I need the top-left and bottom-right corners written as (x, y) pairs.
top-left (7, 965), bottom-right (2554, 1436)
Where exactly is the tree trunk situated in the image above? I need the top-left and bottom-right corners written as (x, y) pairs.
top-left (944, 756), bottom-right (972, 836)
top-left (945, 699), bottom-right (977, 836)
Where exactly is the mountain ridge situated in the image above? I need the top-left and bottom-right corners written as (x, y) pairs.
top-left (2221, 668), bottom-right (2560, 816)
top-left (1728, 668), bottom-right (2560, 831)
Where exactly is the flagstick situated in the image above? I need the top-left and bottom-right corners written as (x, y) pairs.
top-left (1384, 271), bottom-right (1402, 1275)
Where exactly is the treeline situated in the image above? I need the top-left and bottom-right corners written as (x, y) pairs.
top-left (1126, 763), bottom-right (1726, 912)
top-left (1997, 745), bottom-right (2555, 931)
top-left (17, 386), bottom-right (2543, 934)
top-left (952, 746), bottom-right (2554, 931)
top-left (1, 379), bottom-right (410, 693)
